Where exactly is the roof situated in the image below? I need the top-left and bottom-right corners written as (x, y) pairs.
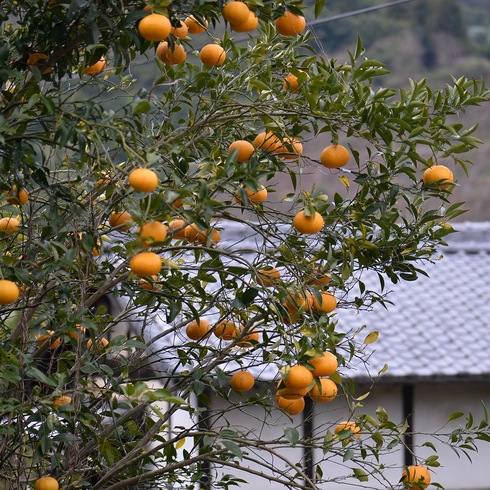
top-left (145, 221), bottom-right (490, 383)
top-left (336, 222), bottom-right (490, 382)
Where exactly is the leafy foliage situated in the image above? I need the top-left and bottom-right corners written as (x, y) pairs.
top-left (0, 0), bottom-right (489, 489)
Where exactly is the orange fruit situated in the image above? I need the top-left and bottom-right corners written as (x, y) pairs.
top-left (401, 466), bottom-right (431, 490)
top-left (320, 144), bottom-right (350, 168)
top-left (423, 165), bottom-right (454, 190)
top-left (308, 378), bottom-right (338, 403)
top-left (284, 365), bottom-right (314, 390)
top-left (256, 267), bottom-right (280, 287)
top-left (137, 221), bottom-right (168, 247)
top-left (276, 380), bottom-right (309, 400)
top-left (307, 268), bottom-right (331, 288)
top-left (283, 289), bottom-right (313, 317)
top-left (214, 320), bottom-right (241, 340)
top-left (140, 275), bottom-right (160, 291)
top-left (87, 337), bottom-right (109, 353)
top-left (0, 217), bottom-right (20, 235)
top-left (168, 219), bottom-right (188, 239)
top-left (200, 44), bottom-right (226, 67)
top-left (129, 251), bottom-right (162, 276)
top-left (253, 132), bottom-right (281, 153)
top-left (312, 291), bottom-right (337, 313)
top-left (27, 53), bottom-right (52, 74)
top-left (37, 331), bottom-right (61, 350)
top-left (0, 279), bottom-right (20, 305)
top-left (223, 1), bottom-right (250, 24)
top-left (186, 319), bottom-right (212, 340)
top-left (184, 224), bottom-right (220, 245)
top-left (128, 168), bottom-right (159, 192)
top-left (171, 20), bottom-right (189, 39)
top-left (184, 15), bottom-right (208, 34)
top-left (309, 351), bottom-right (338, 377)
top-left (236, 327), bottom-right (259, 347)
top-left (275, 11), bottom-right (306, 36)
top-left (236, 185), bottom-right (268, 204)
top-left (275, 137), bottom-right (303, 159)
top-left (230, 370), bottom-right (254, 392)
top-left (292, 210), bottom-right (324, 234)
top-left (230, 11), bottom-right (258, 32)
top-left (108, 211), bottom-right (132, 231)
top-left (276, 395), bottom-right (305, 415)
top-left (34, 477), bottom-right (59, 490)
top-left (6, 185), bottom-right (29, 205)
top-left (156, 41), bottom-right (187, 64)
top-left (138, 13), bottom-right (172, 42)
top-left (228, 140), bottom-right (255, 162)
top-left (53, 395), bottom-right (72, 407)
top-left (334, 421), bottom-right (361, 440)
top-left (67, 325), bottom-right (87, 340)
top-left (84, 57), bottom-right (106, 76)
top-left (283, 71), bottom-right (308, 93)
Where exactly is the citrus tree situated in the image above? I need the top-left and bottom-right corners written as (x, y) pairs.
top-left (0, 0), bottom-right (489, 489)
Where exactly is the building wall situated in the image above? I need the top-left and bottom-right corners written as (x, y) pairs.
top-left (194, 381), bottom-right (490, 490)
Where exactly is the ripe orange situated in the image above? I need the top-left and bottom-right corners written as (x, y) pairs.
top-left (236, 327), bottom-right (259, 347)
top-left (200, 44), bottom-right (226, 67)
top-left (0, 217), bottom-right (20, 235)
top-left (156, 41), bottom-right (187, 65)
top-left (320, 144), bottom-right (350, 168)
top-left (0, 279), bottom-right (20, 305)
top-left (223, 1), bottom-right (250, 24)
top-left (140, 275), bottom-right (160, 291)
top-left (309, 351), bottom-right (338, 377)
top-left (138, 13), bottom-right (172, 42)
top-left (237, 185), bottom-right (268, 204)
top-left (34, 477), bottom-right (59, 490)
top-left (171, 20), bottom-right (189, 39)
top-left (275, 11), bottom-right (306, 36)
top-left (186, 319), bottom-right (212, 340)
top-left (230, 370), bottom-right (254, 392)
top-left (184, 15), bottom-right (208, 34)
top-left (6, 185), bottom-right (29, 205)
top-left (292, 210), bottom-right (324, 234)
top-left (312, 291), bottom-right (337, 313)
top-left (276, 395), bottom-right (305, 415)
top-left (137, 221), bottom-right (168, 247)
top-left (184, 224), bottom-right (221, 245)
top-left (283, 289), bottom-right (313, 316)
top-left (168, 219), bottom-right (188, 239)
top-left (308, 378), bottom-right (338, 403)
top-left (129, 251), bottom-right (162, 276)
top-left (128, 168), bottom-right (159, 192)
top-left (84, 57), bottom-right (106, 76)
top-left (276, 380), bottom-right (309, 400)
top-left (37, 331), bottom-right (61, 350)
top-left (283, 71), bottom-right (308, 93)
top-left (253, 132), bottom-right (281, 153)
top-left (67, 325), bottom-right (87, 341)
top-left (284, 365), bottom-right (314, 390)
top-left (334, 421), bottom-right (361, 440)
top-left (214, 320), bottom-right (241, 340)
top-left (401, 466), bottom-right (431, 490)
top-left (108, 211), bottom-right (133, 231)
top-left (423, 165), bottom-right (454, 190)
top-left (256, 267), bottom-right (280, 287)
top-left (307, 267), bottom-right (331, 288)
top-left (228, 140), bottom-right (255, 162)
top-left (87, 337), bottom-right (109, 353)
top-left (230, 11), bottom-right (258, 32)
top-left (275, 137), bottom-right (303, 159)
top-left (27, 53), bottom-right (52, 74)
top-left (53, 395), bottom-right (72, 407)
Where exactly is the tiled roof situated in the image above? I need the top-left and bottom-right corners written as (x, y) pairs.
top-left (335, 222), bottom-right (490, 381)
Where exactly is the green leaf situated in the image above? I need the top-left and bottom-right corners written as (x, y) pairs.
top-left (133, 100), bottom-right (151, 114)
top-left (100, 439), bottom-right (122, 466)
top-left (448, 411), bottom-right (465, 422)
top-left (353, 468), bottom-right (369, 482)
top-left (363, 331), bottom-right (379, 344)
top-left (284, 427), bottom-right (299, 446)
top-left (222, 440), bottom-right (243, 459)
